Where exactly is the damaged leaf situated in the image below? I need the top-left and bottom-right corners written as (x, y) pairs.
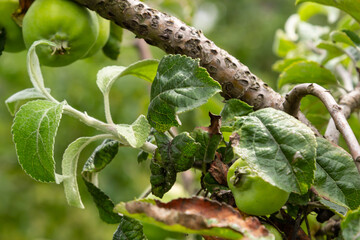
top-left (150, 132), bottom-right (199, 197)
top-left (114, 197), bottom-right (274, 240)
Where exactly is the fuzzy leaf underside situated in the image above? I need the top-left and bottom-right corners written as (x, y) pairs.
top-left (147, 55), bottom-right (221, 132)
top-left (232, 108), bottom-right (317, 194)
top-left (12, 100), bottom-right (64, 182)
top-left (96, 59), bottom-right (159, 94)
top-left (116, 115), bottom-right (151, 148)
top-left (5, 88), bottom-right (50, 116)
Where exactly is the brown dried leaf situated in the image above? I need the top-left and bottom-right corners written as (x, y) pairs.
top-left (200, 112), bottom-right (222, 136)
top-left (13, 0), bottom-right (34, 26)
top-left (208, 153), bottom-right (229, 186)
top-left (124, 197), bottom-right (271, 239)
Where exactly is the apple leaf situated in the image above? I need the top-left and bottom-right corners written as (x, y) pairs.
top-left (96, 59), bottom-right (159, 95)
top-left (232, 108), bottom-right (317, 194)
top-left (81, 139), bottom-right (121, 223)
top-left (113, 216), bottom-right (147, 240)
top-left (341, 208), bottom-right (360, 240)
top-left (314, 137), bottom-right (360, 210)
top-left (220, 99), bottom-right (253, 130)
top-left (5, 88), bottom-right (50, 116)
top-left (83, 179), bottom-right (122, 224)
top-left (12, 100), bottom-right (64, 182)
top-left (114, 197), bottom-right (274, 240)
top-left (296, 0), bottom-right (360, 24)
top-left (116, 115), bottom-right (151, 148)
top-left (147, 54), bottom-right (221, 132)
top-left (151, 132), bottom-right (199, 198)
top-left (278, 60), bottom-right (337, 88)
top-left (62, 137), bottom-right (100, 208)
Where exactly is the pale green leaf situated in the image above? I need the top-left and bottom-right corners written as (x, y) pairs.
top-left (314, 137), bottom-right (360, 210)
top-left (341, 209), bottom-right (360, 240)
top-left (232, 108), bottom-right (317, 194)
top-left (96, 59), bottom-right (159, 94)
top-left (12, 100), bottom-right (64, 182)
top-left (298, 2), bottom-right (339, 23)
top-left (147, 54), bottom-right (221, 132)
top-left (296, 0), bottom-right (360, 24)
top-left (331, 30), bottom-right (358, 47)
top-left (62, 136), bottom-right (108, 208)
top-left (27, 40), bottom-right (57, 92)
top-left (116, 115), bottom-right (151, 148)
top-left (114, 198), bottom-right (274, 240)
top-left (317, 41), bottom-right (345, 63)
top-left (278, 60), bottom-right (337, 88)
top-left (5, 88), bottom-right (50, 116)
top-left (273, 29), bottom-right (297, 57)
top-left (272, 58), bottom-right (305, 73)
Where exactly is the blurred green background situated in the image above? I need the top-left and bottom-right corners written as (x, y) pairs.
top-left (0, 0), bottom-right (295, 239)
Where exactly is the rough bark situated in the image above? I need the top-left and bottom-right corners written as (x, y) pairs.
top-left (73, 0), bottom-right (284, 110)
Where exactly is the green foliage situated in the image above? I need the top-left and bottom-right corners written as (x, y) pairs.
top-left (278, 60), bottom-right (337, 88)
top-left (147, 55), bottom-right (221, 132)
top-left (113, 217), bottom-right (147, 240)
top-left (341, 208), bottom-right (360, 239)
top-left (314, 137), bottom-right (360, 210)
top-left (5, 88), bottom-right (49, 116)
top-left (232, 108), bottom-right (317, 194)
top-left (151, 132), bottom-right (199, 197)
top-left (12, 100), bottom-right (64, 182)
top-left (296, 0), bottom-right (360, 23)
top-left (115, 115), bottom-right (151, 148)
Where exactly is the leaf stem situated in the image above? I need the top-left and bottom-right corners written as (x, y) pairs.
top-left (103, 92), bottom-right (114, 124)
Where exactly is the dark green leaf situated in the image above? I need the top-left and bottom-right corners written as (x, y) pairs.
top-left (342, 30), bottom-right (360, 46)
top-left (103, 22), bottom-right (123, 60)
top-left (278, 61), bottom-right (337, 88)
top-left (220, 99), bottom-right (253, 126)
top-left (0, 27), bottom-right (5, 56)
top-left (191, 128), bottom-right (222, 164)
top-left (217, 145), bottom-right (235, 164)
top-left (137, 150), bottom-right (149, 163)
top-left (12, 100), bottom-right (64, 182)
top-left (147, 55), bottom-right (221, 132)
top-left (113, 216), bottom-right (147, 240)
top-left (314, 137), bottom-right (360, 210)
top-left (83, 178), bottom-right (123, 224)
top-left (296, 0), bottom-right (360, 24)
top-left (82, 139), bottom-right (119, 174)
top-left (150, 132), bottom-right (199, 197)
top-left (341, 208), bottom-right (360, 240)
top-left (232, 108), bottom-right (317, 194)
